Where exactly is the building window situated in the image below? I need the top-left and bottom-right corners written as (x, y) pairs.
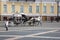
top-left (12, 5), bottom-right (15, 12)
top-left (43, 6), bottom-right (46, 13)
top-left (17, 0), bottom-right (19, 1)
top-left (59, 6), bottom-right (60, 13)
top-left (3, 4), bottom-right (7, 12)
top-left (50, 0), bottom-right (55, 2)
top-left (42, 0), bottom-right (47, 2)
top-left (42, 0), bottom-right (55, 2)
top-left (26, 0), bottom-right (35, 2)
top-left (20, 5), bottom-right (24, 13)
top-left (50, 6), bottom-right (54, 13)
top-left (9, 0), bottom-right (18, 1)
top-left (29, 6), bottom-right (32, 13)
top-left (36, 6), bottom-right (40, 13)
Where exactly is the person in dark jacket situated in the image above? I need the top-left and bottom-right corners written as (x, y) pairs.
top-left (55, 16), bottom-right (59, 22)
top-left (50, 17), bottom-right (54, 23)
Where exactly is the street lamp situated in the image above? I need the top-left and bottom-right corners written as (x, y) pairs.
top-left (55, 0), bottom-right (60, 22)
top-left (55, 0), bottom-right (60, 16)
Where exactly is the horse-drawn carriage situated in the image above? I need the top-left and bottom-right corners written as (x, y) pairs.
top-left (9, 14), bottom-right (42, 26)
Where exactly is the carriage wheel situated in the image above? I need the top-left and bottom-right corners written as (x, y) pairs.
top-left (28, 21), bottom-right (39, 26)
top-left (28, 22), bottom-right (31, 26)
top-left (33, 21), bottom-right (39, 26)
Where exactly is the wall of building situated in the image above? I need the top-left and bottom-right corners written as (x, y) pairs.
top-left (0, 0), bottom-right (59, 21)
top-left (1, 2), bottom-right (42, 14)
top-left (0, 1), bottom-right (1, 20)
top-left (0, 1), bottom-right (1, 13)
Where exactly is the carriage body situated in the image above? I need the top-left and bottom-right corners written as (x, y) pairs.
top-left (8, 14), bottom-right (41, 26)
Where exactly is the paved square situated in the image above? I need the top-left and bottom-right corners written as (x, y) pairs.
top-left (0, 22), bottom-right (60, 40)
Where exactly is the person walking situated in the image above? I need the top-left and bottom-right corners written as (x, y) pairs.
top-left (50, 17), bottom-right (54, 23)
top-left (5, 20), bottom-right (9, 31)
top-left (38, 16), bottom-right (42, 26)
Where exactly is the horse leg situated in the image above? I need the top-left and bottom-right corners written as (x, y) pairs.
top-left (39, 21), bottom-right (42, 26)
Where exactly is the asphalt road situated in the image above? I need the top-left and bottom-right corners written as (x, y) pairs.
top-left (0, 21), bottom-right (60, 40)
top-left (0, 29), bottom-right (60, 40)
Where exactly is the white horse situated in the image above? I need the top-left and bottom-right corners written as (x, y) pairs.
top-left (29, 16), bottom-right (42, 26)
top-left (35, 16), bottom-right (42, 26)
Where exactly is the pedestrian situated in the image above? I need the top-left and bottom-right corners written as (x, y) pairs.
top-left (50, 17), bottom-right (54, 23)
top-left (38, 16), bottom-right (42, 26)
top-left (5, 20), bottom-right (9, 31)
top-left (55, 16), bottom-right (59, 22)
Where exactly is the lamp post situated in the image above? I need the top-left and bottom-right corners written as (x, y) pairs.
top-left (56, 1), bottom-right (59, 17)
top-left (55, 0), bottom-right (60, 22)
